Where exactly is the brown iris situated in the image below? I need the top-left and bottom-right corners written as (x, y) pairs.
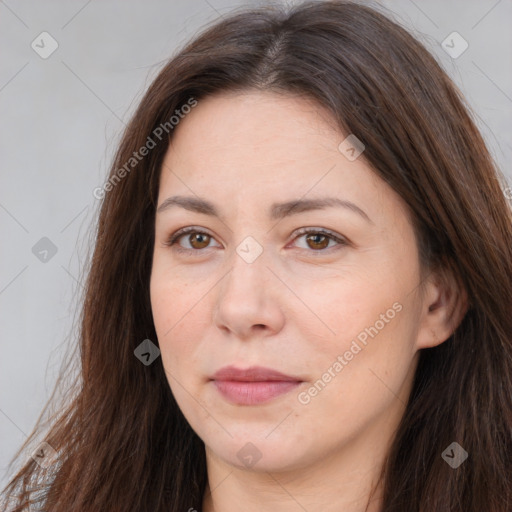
top-left (188, 233), bottom-right (211, 249)
top-left (305, 233), bottom-right (330, 250)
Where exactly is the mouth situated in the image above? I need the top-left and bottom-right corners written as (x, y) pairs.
top-left (210, 365), bottom-right (303, 405)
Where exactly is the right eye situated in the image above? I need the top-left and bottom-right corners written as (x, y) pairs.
top-left (163, 227), bottom-right (221, 254)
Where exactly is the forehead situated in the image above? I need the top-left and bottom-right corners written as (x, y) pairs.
top-left (157, 90), bottom-right (408, 227)
top-left (166, 91), bottom-right (339, 169)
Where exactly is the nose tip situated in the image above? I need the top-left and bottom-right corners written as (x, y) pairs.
top-left (212, 256), bottom-right (285, 339)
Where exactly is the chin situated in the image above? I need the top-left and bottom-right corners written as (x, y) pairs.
top-left (206, 434), bottom-right (315, 473)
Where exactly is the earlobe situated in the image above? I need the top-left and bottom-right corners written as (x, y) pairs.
top-left (416, 269), bottom-right (469, 350)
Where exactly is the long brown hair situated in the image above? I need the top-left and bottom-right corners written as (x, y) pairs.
top-left (2, 1), bottom-right (511, 510)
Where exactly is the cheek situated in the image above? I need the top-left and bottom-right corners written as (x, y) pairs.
top-left (295, 304), bottom-right (418, 444)
top-left (150, 258), bottom-right (204, 337)
top-left (150, 266), bottom-right (218, 391)
top-left (292, 260), bottom-right (419, 404)
top-left (150, 272), bottom-right (194, 371)
top-left (289, 266), bottom-right (405, 348)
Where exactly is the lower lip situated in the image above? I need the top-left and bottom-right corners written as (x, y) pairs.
top-left (212, 380), bottom-right (302, 405)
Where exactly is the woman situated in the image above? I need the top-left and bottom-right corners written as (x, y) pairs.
top-left (2, 1), bottom-right (511, 511)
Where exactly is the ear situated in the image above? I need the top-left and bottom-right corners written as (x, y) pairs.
top-left (415, 267), bottom-right (469, 350)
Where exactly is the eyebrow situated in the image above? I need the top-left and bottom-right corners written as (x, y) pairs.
top-left (156, 195), bottom-right (372, 223)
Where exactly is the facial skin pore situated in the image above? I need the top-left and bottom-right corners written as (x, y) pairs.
top-left (150, 91), bottom-right (459, 512)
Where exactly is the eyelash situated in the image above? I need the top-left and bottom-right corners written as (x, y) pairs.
top-left (163, 226), bottom-right (348, 255)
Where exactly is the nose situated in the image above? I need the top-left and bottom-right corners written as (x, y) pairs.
top-left (213, 245), bottom-right (285, 340)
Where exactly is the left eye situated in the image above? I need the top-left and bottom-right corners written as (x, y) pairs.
top-left (164, 227), bottom-right (347, 254)
top-left (293, 228), bottom-right (346, 251)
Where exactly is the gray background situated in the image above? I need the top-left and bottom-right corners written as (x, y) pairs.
top-left (1, 0), bottom-right (511, 489)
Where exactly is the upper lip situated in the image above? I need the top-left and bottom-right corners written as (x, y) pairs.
top-left (211, 365), bottom-right (302, 382)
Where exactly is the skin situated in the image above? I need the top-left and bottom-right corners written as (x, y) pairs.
top-left (150, 90), bottom-right (464, 512)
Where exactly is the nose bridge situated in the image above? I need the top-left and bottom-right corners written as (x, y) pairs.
top-left (213, 233), bottom-right (284, 336)
top-left (222, 234), bottom-right (269, 302)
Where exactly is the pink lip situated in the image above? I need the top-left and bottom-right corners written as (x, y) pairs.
top-left (211, 365), bottom-right (303, 405)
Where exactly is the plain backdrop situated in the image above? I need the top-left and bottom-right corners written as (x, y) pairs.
top-left (1, 0), bottom-right (511, 489)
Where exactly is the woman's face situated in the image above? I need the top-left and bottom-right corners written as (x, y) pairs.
top-left (150, 90), bottom-right (434, 473)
